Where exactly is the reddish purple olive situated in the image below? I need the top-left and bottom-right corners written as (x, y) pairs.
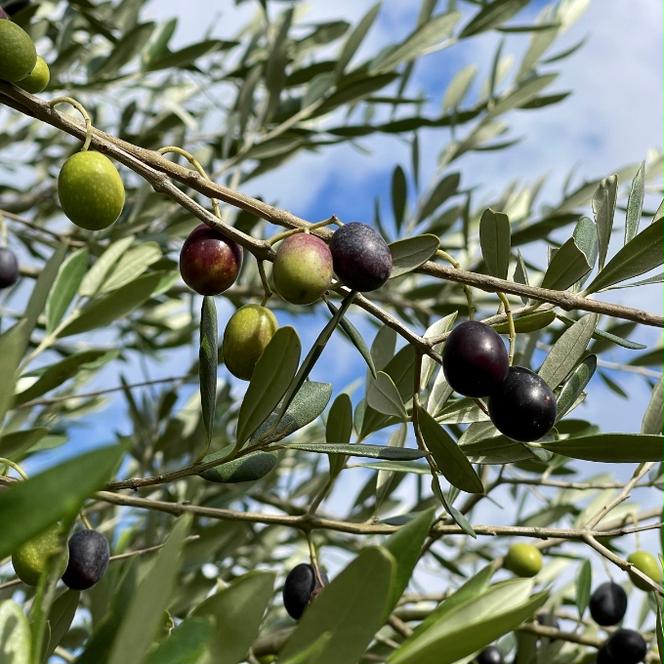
top-left (272, 234), bottom-right (333, 305)
top-left (442, 321), bottom-right (509, 397)
top-left (0, 247), bottom-right (18, 289)
top-left (329, 222), bottom-right (392, 292)
top-left (589, 582), bottom-right (627, 626)
top-left (61, 530), bottom-right (110, 590)
top-left (488, 366), bottom-right (556, 442)
top-left (179, 223), bottom-right (243, 296)
top-left (476, 645), bottom-right (503, 664)
top-left (604, 629), bottom-right (647, 664)
top-left (282, 563), bottom-right (327, 620)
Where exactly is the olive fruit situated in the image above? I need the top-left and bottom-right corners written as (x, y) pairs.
top-left (272, 234), bottom-right (333, 305)
top-left (17, 55), bottom-right (49, 93)
top-left (0, 247), bottom-right (18, 288)
top-left (504, 543), bottom-right (542, 578)
top-left (488, 366), bottom-right (556, 442)
top-left (58, 151), bottom-right (125, 230)
top-left (627, 550), bottom-right (662, 591)
top-left (589, 582), bottom-right (627, 626)
top-left (222, 304), bottom-right (278, 380)
top-left (329, 222), bottom-right (392, 292)
top-left (0, 18), bottom-right (36, 82)
top-left (12, 525), bottom-right (67, 586)
top-left (442, 321), bottom-right (509, 397)
top-left (200, 451), bottom-right (278, 484)
top-left (179, 223), bottom-right (243, 296)
top-left (604, 628), bottom-right (647, 664)
top-left (282, 563), bottom-right (327, 620)
top-left (476, 645), bottom-right (503, 664)
top-left (61, 529), bottom-right (110, 590)
top-left (596, 645), bottom-right (614, 664)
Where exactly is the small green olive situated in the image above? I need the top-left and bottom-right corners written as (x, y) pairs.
top-left (627, 551), bottom-right (662, 591)
top-left (222, 305), bottom-right (278, 380)
top-left (12, 524), bottom-right (68, 586)
top-left (0, 19), bottom-right (36, 82)
top-left (504, 543), bottom-right (542, 578)
top-left (17, 55), bottom-right (50, 93)
top-left (58, 151), bottom-right (125, 230)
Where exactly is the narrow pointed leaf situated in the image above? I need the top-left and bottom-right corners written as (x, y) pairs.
top-left (538, 314), bottom-right (597, 389)
top-left (367, 371), bottom-right (407, 419)
top-left (541, 433), bottom-right (663, 462)
top-left (417, 406), bottom-right (484, 493)
top-left (199, 296), bottom-right (217, 445)
top-left (479, 209), bottom-right (511, 279)
top-left (625, 161), bottom-right (645, 243)
top-left (236, 327), bottom-right (301, 445)
top-left (389, 234), bottom-right (439, 277)
top-left (556, 355), bottom-right (597, 419)
top-left (586, 217), bottom-right (664, 293)
top-left (45, 248), bottom-right (89, 332)
top-left (108, 516), bottom-right (191, 664)
top-left (285, 441), bottom-right (426, 461)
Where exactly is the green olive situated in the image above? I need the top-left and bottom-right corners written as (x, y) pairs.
top-left (58, 151), bottom-right (125, 230)
top-left (0, 19), bottom-right (36, 82)
top-left (222, 304), bottom-right (278, 380)
top-left (504, 543), bottom-right (542, 578)
top-left (200, 451), bottom-right (278, 483)
top-left (12, 524), bottom-right (68, 586)
top-left (627, 551), bottom-right (662, 591)
top-left (17, 55), bottom-right (49, 93)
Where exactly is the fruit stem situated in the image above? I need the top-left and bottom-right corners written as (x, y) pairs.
top-left (49, 97), bottom-right (93, 151)
top-left (0, 457), bottom-right (28, 479)
top-left (497, 292), bottom-right (516, 365)
top-left (0, 215), bottom-right (7, 247)
top-left (257, 260), bottom-right (272, 303)
top-left (79, 512), bottom-right (93, 530)
top-left (436, 249), bottom-right (475, 319)
top-left (158, 146), bottom-right (222, 219)
top-left (306, 532), bottom-right (326, 587)
top-left (267, 218), bottom-right (339, 246)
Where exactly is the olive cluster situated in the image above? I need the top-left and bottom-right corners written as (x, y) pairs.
top-left (12, 526), bottom-right (110, 591)
top-left (443, 321), bottom-right (556, 442)
top-left (0, 16), bottom-right (50, 93)
top-left (178, 221), bottom-right (392, 381)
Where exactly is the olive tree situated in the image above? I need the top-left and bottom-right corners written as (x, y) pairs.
top-left (0, 1), bottom-right (662, 663)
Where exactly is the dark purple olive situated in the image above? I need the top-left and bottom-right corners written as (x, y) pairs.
top-left (590, 582), bottom-right (628, 626)
top-left (329, 222), bottom-right (392, 292)
top-left (488, 366), bottom-right (556, 442)
top-left (61, 530), bottom-right (110, 590)
top-left (476, 645), bottom-right (503, 664)
top-left (605, 629), bottom-right (647, 664)
top-left (282, 563), bottom-right (327, 620)
top-left (0, 248), bottom-right (19, 289)
top-left (442, 321), bottom-right (509, 397)
top-left (179, 223), bottom-right (243, 295)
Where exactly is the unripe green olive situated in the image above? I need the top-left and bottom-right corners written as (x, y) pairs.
top-left (199, 451), bottom-right (278, 483)
top-left (504, 543), bottom-right (542, 578)
top-left (58, 151), bottom-right (125, 230)
top-left (0, 19), bottom-right (36, 82)
top-left (222, 304), bottom-right (278, 380)
top-left (12, 524), bottom-right (68, 586)
top-left (17, 55), bottom-right (49, 93)
top-left (627, 551), bottom-right (662, 591)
